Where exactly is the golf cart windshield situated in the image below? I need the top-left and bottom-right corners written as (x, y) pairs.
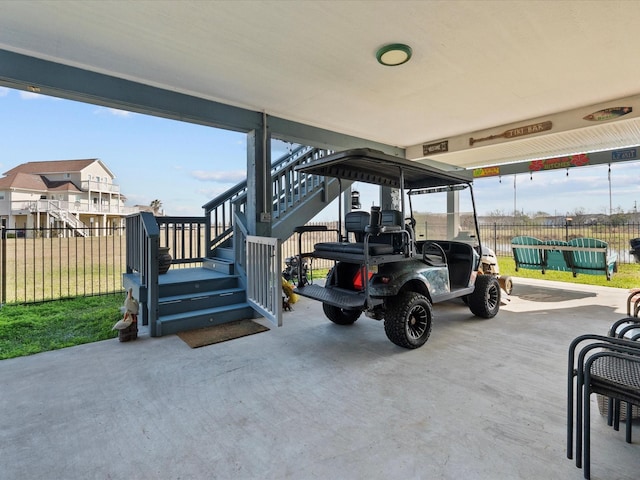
top-left (407, 184), bottom-right (480, 245)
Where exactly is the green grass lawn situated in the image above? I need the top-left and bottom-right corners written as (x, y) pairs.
top-left (0, 294), bottom-right (122, 360)
top-left (2, 259), bottom-right (638, 361)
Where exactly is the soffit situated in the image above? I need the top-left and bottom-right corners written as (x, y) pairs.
top-left (1, 1), bottom-right (640, 168)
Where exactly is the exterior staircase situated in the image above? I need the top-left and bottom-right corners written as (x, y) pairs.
top-left (32, 200), bottom-right (90, 236)
top-left (124, 268), bottom-right (254, 336)
top-left (124, 145), bottom-right (350, 336)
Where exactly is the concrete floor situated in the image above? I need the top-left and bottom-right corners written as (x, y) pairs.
top-left (1, 278), bottom-right (639, 480)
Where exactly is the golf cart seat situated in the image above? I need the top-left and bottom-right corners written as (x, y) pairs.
top-left (314, 210), bottom-right (395, 256)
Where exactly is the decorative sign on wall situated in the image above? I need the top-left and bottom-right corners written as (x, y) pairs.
top-left (612, 148), bottom-right (637, 161)
top-left (528, 153), bottom-right (589, 171)
top-left (469, 121), bottom-right (552, 146)
top-left (472, 166), bottom-right (500, 178)
top-left (422, 140), bottom-right (449, 155)
top-left (583, 107), bottom-right (632, 121)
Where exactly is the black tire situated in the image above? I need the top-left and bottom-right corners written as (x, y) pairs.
top-left (384, 292), bottom-right (433, 349)
top-left (468, 274), bottom-right (500, 318)
top-left (322, 303), bottom-right (361, 325)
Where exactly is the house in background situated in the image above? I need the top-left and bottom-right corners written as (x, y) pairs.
top-left (0, 159), bottom-right (137, 237)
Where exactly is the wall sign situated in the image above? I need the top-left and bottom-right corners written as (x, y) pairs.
top-left (612, 148), bottom-right (637, 160)
top-left (422, 140), bottom-right (449, 155)
top-left (469, 121), bottom-right (552, 146)
top-left (473, 166), bottom-right (501, 178)
top-left (583, 107), bottom-right (632, 121)
top-left (528, 153), bottom-right (589, 171)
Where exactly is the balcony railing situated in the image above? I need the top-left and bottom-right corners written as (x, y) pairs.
top-left (10, 199), bottom-right (138, 216)
top-left (80, 180), bottom-right (121, 193)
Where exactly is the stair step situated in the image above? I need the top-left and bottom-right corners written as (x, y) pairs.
top-left (157, 302), bottom-right (256, 336)
top-left (214, 246), bottom-right (235, 261)
top-left (158, 268), bottom-right (240, 296)
top-left (203, 257), bottom-right (234, 274)
top-left (159, 287), bottom-right (246, 315)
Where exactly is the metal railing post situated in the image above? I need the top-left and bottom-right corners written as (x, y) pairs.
top-left (1, 219), bottom-right (6, 306)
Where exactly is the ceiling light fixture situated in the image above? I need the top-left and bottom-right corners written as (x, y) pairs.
top-left (376, 43), bottom-right (412, 66)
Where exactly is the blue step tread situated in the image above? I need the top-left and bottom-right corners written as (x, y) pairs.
top-left (157, 268), bottom-right (238, 285)
top-left (158, 302), bottom-right (253, 324)
top-left (159, 287), bottom-right (245, 305)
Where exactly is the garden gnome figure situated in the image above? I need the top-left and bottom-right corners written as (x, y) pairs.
top-left (113, 288), bottom-right (139, 342)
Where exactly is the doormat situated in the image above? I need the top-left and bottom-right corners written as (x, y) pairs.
top-left (177, 319), bottom-right (269, 348)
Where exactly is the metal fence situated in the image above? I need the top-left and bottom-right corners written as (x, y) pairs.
top-left (479, 222), bottom-right (640, 263)
top-left (1, 226), bottom-right (126, 304)
top-left (283, 221), bottom-right (640, 265)
top-left (3, 221), bottom-right (638, 305)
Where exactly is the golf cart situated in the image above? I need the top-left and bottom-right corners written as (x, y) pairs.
top-left (293, 148), bottom-right (501, 349)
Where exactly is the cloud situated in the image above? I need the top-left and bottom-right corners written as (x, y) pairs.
top-left (19, 91), bottom-right (43, 100)
top-left (93, 106), bottom-right (133, 117)
top-left (190, 170), bottom-right (246, 183)
top-left (107, 108), bottom-right (132, 117)
top-left (0, 87), bottom-right (9, 97)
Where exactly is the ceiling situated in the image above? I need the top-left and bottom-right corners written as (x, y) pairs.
top-left (2, 1), bottom-right (640, 169)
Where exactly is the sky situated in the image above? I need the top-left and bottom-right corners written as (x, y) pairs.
top-left (1, 86), bottom-right (639, 219)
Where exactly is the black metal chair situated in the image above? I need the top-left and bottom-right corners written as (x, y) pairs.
top-left (605, 317), bottom-right (640, 434)
top-left (567, 334), bottom-right (640, 479)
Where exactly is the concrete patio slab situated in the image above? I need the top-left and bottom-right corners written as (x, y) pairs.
top-left (1, 278), bottom-right (638, 479)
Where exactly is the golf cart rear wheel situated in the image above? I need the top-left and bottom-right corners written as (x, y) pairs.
top-left (384, 292), bottom-right (433, 349)
top-left (322, 303), bottom-right (361, 325)
top-left (468, 275), bottom-right (500, 318)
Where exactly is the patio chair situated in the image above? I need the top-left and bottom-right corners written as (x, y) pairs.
top-left (605, 317), bottom-right (640, 431)
top-left (567, 334), bottom-right (640, 479)
top-left (568, 237), bottom-right (617, 280)
top-left (543, 239), bottom-right (572, 272)
top-left (511, 236), bottom-right (545, 272)
top-left (626, 289), bottom-right (640, 317)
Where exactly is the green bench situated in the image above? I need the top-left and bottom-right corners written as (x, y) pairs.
top-left (511, 236), bottom-right (618, 280)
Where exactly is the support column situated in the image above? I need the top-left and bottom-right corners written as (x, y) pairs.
top-left (246, 115), bottom-right (272, 237)
top-left (447, 190), bottom-right (460, 239)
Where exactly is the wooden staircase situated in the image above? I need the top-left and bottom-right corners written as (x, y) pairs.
top-left (124, 266), bottom-right (254, 336)
top-left (124, 146), bottom-right (347, 337)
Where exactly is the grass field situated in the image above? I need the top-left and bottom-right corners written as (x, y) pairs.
top-left (0, 294), bottom-right (122, 360)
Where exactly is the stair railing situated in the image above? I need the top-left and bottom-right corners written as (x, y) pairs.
top-left (203, 146), bottom-right (331, 254)
top-left (46, 200), bottom-right (90, 237)
top-left (125, 211), bottom-right (160, 336)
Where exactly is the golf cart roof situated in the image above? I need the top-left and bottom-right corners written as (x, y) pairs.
top-left (295, 148), bottom-right (473, 190)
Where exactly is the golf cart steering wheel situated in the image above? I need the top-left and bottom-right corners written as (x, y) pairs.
top-left (405, 217), bottom-right (416, 229)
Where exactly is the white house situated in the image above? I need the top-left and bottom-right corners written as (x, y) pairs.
top-left (0, 159), bottom-right (137, 236)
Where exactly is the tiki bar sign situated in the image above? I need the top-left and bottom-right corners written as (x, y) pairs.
top-left (469, 121), bottom-right (552, 146)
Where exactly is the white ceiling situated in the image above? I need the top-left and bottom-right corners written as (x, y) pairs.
top-left (2, 0), bottom-right (640, 168)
